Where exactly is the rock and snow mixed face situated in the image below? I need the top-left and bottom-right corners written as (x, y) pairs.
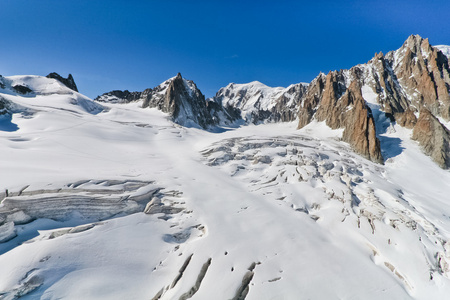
top-left (96, 73), bottom-right (221, 129)
top-left (1, 79), bottom-right (450, 299)
top-left (211, 81), bottom-right (308, 124)
top-left (298, 34), bottom-right (450, 168)
top-left (1, 36), bottom-right (450, 299)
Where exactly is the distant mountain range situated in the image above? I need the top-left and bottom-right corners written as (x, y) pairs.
top-left (1, 34), bottom-right (450, 300)
top-left (96, 34), bottom-right (450, 169)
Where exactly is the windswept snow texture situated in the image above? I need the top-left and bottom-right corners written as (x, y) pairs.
top-left (1, 75), bottom-right (450, 300)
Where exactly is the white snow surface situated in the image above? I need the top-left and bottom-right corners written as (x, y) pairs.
top-left (436, 45), bottom-right (450, 59)
top-left (1, 76), bottom-right (450, 299)
top-left (215, 81), bottom-right (287, 121)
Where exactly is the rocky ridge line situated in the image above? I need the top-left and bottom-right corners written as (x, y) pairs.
top-left (94, 35), bottom-right (450, 168)
top-left (46, 72), bottom-right (79, 92)
top-left (297, 34), bottom-right (450, 167)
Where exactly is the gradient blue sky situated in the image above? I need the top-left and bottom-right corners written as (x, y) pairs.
top-left (1, 0), bottom-right (449, 98)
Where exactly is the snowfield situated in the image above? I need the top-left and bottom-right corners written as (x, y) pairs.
top-left (1, 75), bottom-right (450, 299)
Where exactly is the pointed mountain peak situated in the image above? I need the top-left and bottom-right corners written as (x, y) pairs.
top-left (176, 72), bottom-right (182, 79)
top-left (401, 34), bottom-right (434, 54)
top-left (46, 72), bottom-right (78, 92)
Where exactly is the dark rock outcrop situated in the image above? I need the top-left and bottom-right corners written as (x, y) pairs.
top-left (96, 73), bottom-right (222, 129)
top-left (46, 73), bottom-right (78, 92)
top-left (12, 85), bottom-right (32, 94)
top-left (412, 108), bottom-right (450, 168)
top-left (0, 96), bottom-right (9, 116)
top-left (143, 73), bottom-right (215, 129)
top-left (95, 90), bottom-right (143, 104)
top-left (271, 83), bottom-right (307, 122)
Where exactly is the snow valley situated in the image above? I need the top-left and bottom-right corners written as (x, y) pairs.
top-left (1, 35), bottom-right (450, 299)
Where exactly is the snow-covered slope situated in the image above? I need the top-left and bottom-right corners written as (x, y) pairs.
top-left (436, 45), bottom-right (450, 59)
top-left (211, 81), bottom-right (307, 124)
top-left (96, 73), bottom-right (227, 129)
top-left (1, 73), bottom-right (450, 299)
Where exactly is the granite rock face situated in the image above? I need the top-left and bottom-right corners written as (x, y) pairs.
top-left (297, 34), bottom-right (450, 167)
top-left (96, 73), bottom-right (222, 129)
top-left (93, 35), bottom-right (450, 168)
top-left (412, 108), bottom-right (450, 168)
top-left (46, 73), bottom-right (79, 92)
top-left (144, 73), bottom-right (215, 129)
top-left (298, 71), bottom-right (383, 163)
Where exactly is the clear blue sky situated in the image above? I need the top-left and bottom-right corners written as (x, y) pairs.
top-left (1, 0), bottom-right (449, 98)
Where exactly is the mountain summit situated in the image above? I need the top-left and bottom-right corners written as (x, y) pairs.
top-left (2, 35), bottom-right (450, 299)
top-left (297, 34), bottom-right (450, 167)
top-left (95, 35), bottom-right (450, 168)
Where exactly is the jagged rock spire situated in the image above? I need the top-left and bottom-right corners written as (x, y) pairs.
top-left (46, 72), bottom-right (78, 92)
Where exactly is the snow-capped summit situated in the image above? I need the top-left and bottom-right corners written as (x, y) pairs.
top-left (211, 80), bottom-right (307, 124)
top-left (0, 73), bottom-right (104, 121)
top-left (2, 35), bottom-right (450, 300)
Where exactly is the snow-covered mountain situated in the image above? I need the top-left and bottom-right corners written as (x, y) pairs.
top-left (436, 45), bottom-right (450, 59)
top-left (96, 73), bottom-right (238, 129)
top-left (209, 81), bottom-right (307, 124)
top-left (298, 34), bottom-right (450, 167)
top-left (1, 35), bottom-right (450, 300)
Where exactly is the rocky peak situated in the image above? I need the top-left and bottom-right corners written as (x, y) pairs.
top-left (386, 34), bottom-right (450, 120)
top-left (211, 80), bottom-right (307, 124)
top-left (95, 90), bottom-right (143, 103)
top-left (298, 71), bottom-right (383, 163)
top-left (96, 73), bottom-right (217, 129)
top-left (412, 108), bottom-right (450, 168)
top-left (46, 73), bottom-right (78, 92)
top-left (296, 34), bottom-right (450, 168)
top-left (158, 73), bottom-right (215, 129)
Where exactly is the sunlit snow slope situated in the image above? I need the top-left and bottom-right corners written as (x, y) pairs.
top-left (1, 75), bottom-right (450, 300)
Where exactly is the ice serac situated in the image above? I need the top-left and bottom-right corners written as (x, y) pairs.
top-left (412, 108), bottom-right (450, 168)
top-left (211, 81), bottom-right (307, 124)
top-left (298, 70), bottom-right (383, 163)
top-left (46, 72), bottom-right (79, 92)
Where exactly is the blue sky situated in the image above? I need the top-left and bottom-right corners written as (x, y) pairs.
top-left (1, 0), bottom-right (449, 98)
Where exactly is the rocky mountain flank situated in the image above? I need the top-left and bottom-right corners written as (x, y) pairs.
top-left (96, 73), bottom-right (238, 129)
top-left (298, 34), bottom-right (450, 167)
top-left (46, 73), bottom-right (78, 92)
top-left (298, 71), bottom-right (383, 163)
top-left (210, 81), bottom-right (307, 124)
top-left (95, 35), bottom-right (450, 168)
top-left (96, 77), bottom-right (308, 128)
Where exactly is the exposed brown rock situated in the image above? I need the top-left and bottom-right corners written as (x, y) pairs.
top-left (395, 109), bottom-right (417, 129)
top-left (297, 73), bottom-right (326, 129)
top-left (272, 83), bottom-right (307, 122)
top-left (395, 35), bottom-right (450, 120)
top-left (298, 71), bottom-right (383, 163)
top-left (369, 51), bottom-right (409, 115)
top-left (412, 108), bottom-right (450, 168)
top-left (340, 81), bottom-right (383, 163)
